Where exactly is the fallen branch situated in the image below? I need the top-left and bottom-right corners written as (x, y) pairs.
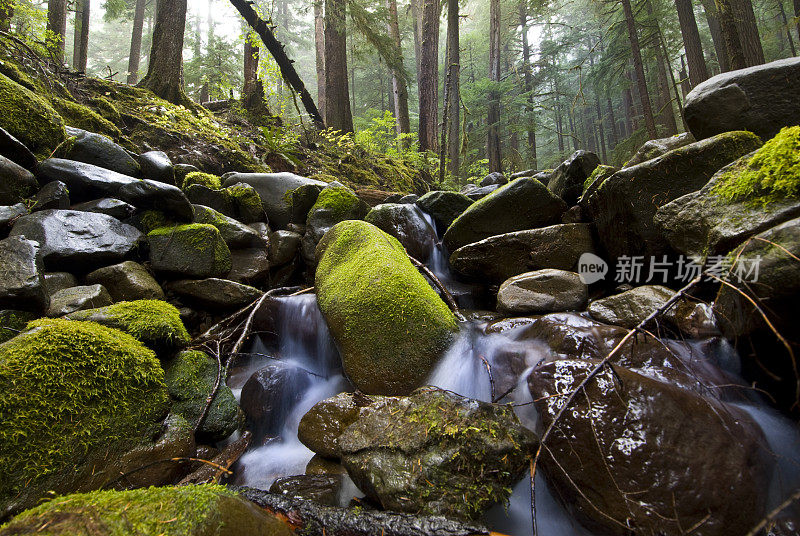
top-left (745, 487), bottom-right (800, 536)
top-left (179, 432), bottom-right (252, 485)
top-left (408, 256), bottom-right (465, 322)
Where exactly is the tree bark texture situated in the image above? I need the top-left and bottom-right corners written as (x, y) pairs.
top-left (444, 0), bottom-right (459, 177)
top-left (621, 0), bottom-right (657, 139)
top-left (46, 0), bottom-right (68, 64)
top-left (418, 0), bottom-right (439, 152)
top-left (127, 0), bottom-right (146, 84)
top-left (701, 0), bottom-right (730, 71)
top-left (519, 0), bottom-right (536, 167)
top-left (732, 0), bottom-right (764, 66)
top-left (674, 0), bottom-right (709, 87)
top-left (715, 0), bottom-right (747, 69)
top-left (387, 0), bottom-right (411, 135)
top-left (314, 0), bottom-right (325, 119)
top-left (139, 0), bottom-right (188, 104)
top-left (487, 0), bottom-right (501, 172)
top-left (72, 0), bottom-right (90, 72)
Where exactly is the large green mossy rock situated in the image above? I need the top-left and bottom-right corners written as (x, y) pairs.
top-left (0, 73), bottom-right (66, 157)
top-left (66, 300), bottom-right (190, 353)
top-left (443, 177), bottom-right (567, 252)
top-left (164, 350), bottom-right (241, 442)
top-left (315, 221), bottom-right (458, 395)
top-left (0, 485), bottom-right (294, 536)
top-left (0, 319), bottom-right (169, 516)
top-left (301, 184), bottom-right (369, 266)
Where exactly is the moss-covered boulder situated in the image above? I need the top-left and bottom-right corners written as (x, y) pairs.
top-left (0, 319), bottom-right (170, 516)
top-left (443, 177), bottom-right (568, 252)
top-left (301, 184), bottom-right (369, 266)
top-left (415, 190), bottom-right (474, 232)
top-left (0, 155), bottom-right (37, 205)
top-left (586, 130), bottom-right (763, 261)
top-left (0, 485), bottom-right (293, 536)
top-left (226, 182), bottom-right (266, 223)
top-left (147, 224), bottom-right (231, 278)
top-left (192, 204), bottom-right (264, 248)
top-left (315, 221), bottom-right (458, 395)
top-left (656, 126), bottom-right (800, 259)
top-left (183, 171), bottom-right (222, 190)
top-left (164, 350), bottom-right (240, 442)
top-left (65, 300), bottom-right (190, 353)
top-left (0, 73), bottom-right (66, 157)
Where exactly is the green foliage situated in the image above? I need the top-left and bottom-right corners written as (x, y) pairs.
top-left (183, 171), bottom-right (222, 190)
top-left (0, 319), bottom-right (168, 497)
top-left (712, 126), bottom-right (800, 206)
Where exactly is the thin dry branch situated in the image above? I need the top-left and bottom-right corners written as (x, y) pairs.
top-left (408, 255), bottom-right (465, 322)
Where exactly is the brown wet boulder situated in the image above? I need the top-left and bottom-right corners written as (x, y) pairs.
top-left (528, 359), bottom-right (769, 536)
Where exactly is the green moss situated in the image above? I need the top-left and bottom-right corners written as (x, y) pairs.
top-left (50, 98), bottom-right (122, 139)
top-left (583, 164), bottom-right (616, 193)
top-left (711, 126), bottom-right (800, 206)
top-left (0, 311), bottom-right (37, 344)
top-left (66, 300), bottom-right (190, 352)
top-left (0, 319), bottom-right (168, 498)
top-left (0, 485), bottom-right (239, 536)
top-left (183, 171), bottom-right (222, 191)
top-left (227, 182), bottom-right (262, 211)
top-left (147, 224), bottom-right (232, 277)
top-left (310, 185), bottom-right (365, 221)
top-left (315, 221), bottom-right (458, 395)
top-left (88, 96), bottom-right (122, 123)
top-left (0, 72), bottom-right (67, 156)
top-left (138, 210), bottom-right (177, 234)
top-left (0, 59), bottom-right (36, 91)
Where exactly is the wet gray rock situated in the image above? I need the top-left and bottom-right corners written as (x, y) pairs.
top-left (71, 198), bottom-right (136, 219)
top-left (62, 127), bottom-right (140, 176)
top-left (298, 392), bottom-right (371, 459)
top-left (10, 210), bottom-right (142, 272)
top-left (415, 191), bottom-right (474, 232)
top-left (229, 248), bottom-right (270, 285)
top-left (37, 158), bottom-right (192, 220)
top-left (30, 181), bottom-right (69, 211)
top-left (464, 184), bottom-right (499, 201)
top-left (479, 171), bottom-right (507, 187)
top-left (240, 364), bottom-right (314, 439)
top-left (165, 278), bottom-right (262, 309)
top-left (625, 132), bottom-right (695, 167)
top-left (173, 163), bottom-right (199, 185)
top-left (443, 177), bottom-right (567, 252)
top-left (137, 150), bottom-right (174, 185)
top-left (586, 131), bottom-right (762, 260)
top-left (365, 203), bottom-right (436, 261)
top-left (529, 359), bottom-right (768, 536)
top-left (42, 272), bottom-right (78, 298)
top-left (47, 284), bottom-right (113, 316)
top-left (85, 261), bottom-right (164, 301)
top-left (398, 194), bottom-right (418, 204)
top-left (226, 182), bottom-right (266, 223)
top-left (185, 183), bottom-right (236, 216)
top-left (0, 236), bottom-right (48, 312)
top-left (0, 126), bottom-right (37, 170)
top-left (0, 155), bottom-right (37, 205)
top-left (587, 285), bottom-right (675, 329)
top-left (547, 150), bottom-right (600, 205)
top-left (269, 475), bottom-right (345, 507)
top-left (192, 204), bottom-right (265, 248)
top-left (450, 224), bottom-right (595, 283)
top-left (269, 230), bottom-right (301, 266)
top-left (222, 172), bottom-right (327, 228)
top-left (684, 57), bottom-right (800, 141)
top-left (578, 165), bottom-right (618, 206)
top-left (0, 203), bottom-right (26, 233)
top-left (338, 388), bottom-right (536, 521)
top-left (497, 269), bottom-right (588, 314)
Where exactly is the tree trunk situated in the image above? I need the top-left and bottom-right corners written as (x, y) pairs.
top-left (46, 0), bottom-right (68, 64)
top-left (242, 34), bottom-right (265, 109)
top-left (443, 0), bottom-right (459, 177)
top-left (72, 0), bottom-right (90, 72)
top-left (778, 1), bottom-right (797, 56)
top-left (674, 0), bottom-right (709, 87)
top-left (139, 0), bottom-right (188, 104)
top-left (229, 0), bottom-right (325, 126)
top-left (127, 0), bottom-right (146, 84)
top-left (418, 0), bottom-right (439, 152)
top-left (621, 0), bottom-right (657, 139)
top-left (606, 96), bottom-right (618, 148)
top-left (487, 0), bottom-right (501, 172)
top-left (519, 0), bottom-right (536, 167)
top-left (624, 68), bottom-right (638, 132)
top-left (0, 1), bottom-right (13, 32)
top-left (732, 0), bottom-right (764, 66)
top-left (715, 0), bottom-right (747, 70)
top-left (648, 0), bottom-right (678, 136)
top-left (701, 0), bottom-right (730, 72)
top-left (322, 0), bottom-right (353, 132)
top-left (410, 0), bottom-right (422, 85)
top-left (314, 0), bottom-right (325, 119)
top-left (387, 0), bottom-right (411, 135)
top-left (795, 0), bottom-right (800, 41)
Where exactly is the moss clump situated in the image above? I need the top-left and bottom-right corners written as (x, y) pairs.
top-left (137, 210), bottom-right (177, 234)
top-left (183, 171), bottom-right (222, 190)
top-left (711, 126), bottom-right (800, 206)
top-left (226, 182), bottom-right (264, 222)
top-left (50, 98), bottom-right (121, 139)
top-left (0, 485), bottom-right (268, 536)
top-left (311, 185), bottom-right (367, 220)
top-left (0, 310), bottom-right (37, 344)
top-left (147, 224), bottom-right (231, 278)
top-left (66, 300), bottom-right (190, 352)
top-left (164, 350), bottom-right (240, 442)
top-left (88, 96), bottom-right (122, 123)
top-left (0, 72), bottom-right (66, 156)
top-left (0, 319), bottom-right (168, 499)
top-left (315, 221), bottom-right (458, 395)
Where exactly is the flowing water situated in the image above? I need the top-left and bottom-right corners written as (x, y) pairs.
top-left (229, 219), bottom-right (800, 534)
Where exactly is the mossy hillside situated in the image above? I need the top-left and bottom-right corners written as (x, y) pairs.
top-left (66, 300), bottom-right (190, 352)
top-left (0, 72), bottom-right (66, 156)
top-left (711, 126), bottom-right (800, 206)
top-left (50, 97), bottom-right (121, 139)
top-left (315, 221), bottom-right (458, 395)
top-left (0, 319), bottom-right (169, 499)
top-left (0, 485), bottom-right (292, 536)
top-left (184, 171), bottom-right (223, 191)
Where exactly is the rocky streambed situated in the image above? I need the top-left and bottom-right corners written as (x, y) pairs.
top-left (1, 58), bottom-right (800, 536)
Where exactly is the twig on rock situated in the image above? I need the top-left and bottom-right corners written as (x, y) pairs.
top-left (408, 255), bottom-right (465, 322)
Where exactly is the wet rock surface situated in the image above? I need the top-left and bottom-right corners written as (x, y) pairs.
top-left (365, 203), bottom-right (437, 261)
top-left (0, 237), bottom-right (48, 312)
top-left (547, 150), bottom-right (600, 205)
top-left (497, 269), bottom-right (588, 315)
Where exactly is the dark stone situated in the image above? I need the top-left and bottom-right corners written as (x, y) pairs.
top-left (9, 209), bottom-right (142, 272)
top-left (173, 163), bottom-right (199, 185)
top-left (364, 203), bottom-right (436, 261)
top-left (71, 198), bottom-right (136, 220)
top-left (192, 204), bottom-right (265, 248)
top-left (479, 171), bottom-right (507, 187)
top-left (227, 182), bottom-right (267, 223)
top-left (529, 359), bottom-right (769, 536)
top-left (30, 181), bottom-right (69, 212)
top-left (46, 284), bottom-right (113, 316)
top-left (443, 177), bottom-right (568, 252)
top-left (0, 155), bottom-right (37, 205)
top-left (85, 261), bottom-right (165, 301)
top-left (684, 57), bottom-right (800, 141)
top-left (0, 126), bottom-right (37, 170)
top-left (0, 203), bottom-right (26, 234)
top-left (42, 272), bottom-right (78, 298)
top-left (240, 365), bottom-right (314, 439)
top-left (496, 269), bottom-right (588, 314)
top-left (298, 392), bottom-right (368, 459)
top-left (165, 278), bottom-right (262, 309)
top-left (269, 230), bottom-right (301, 266)
top-left (138, 150), bottom-right (175, 185)
top-left (185, 183), bottom-right (236, 216)
top-left (464, 184), bottom-right (499, 201)
top-left (37, 158), bottom-right (192, 220)
top-left (547, 150), bottom-right (600, 205)
top-left (62, 127), bottom-right (141, 176)
top-left (229, 248), bottom-right (270, 285)
top-left (147, 224), bottom-right (231, 278)
top-left (0, 236), bottom-right (48, 312)
top-left (587, 285), bottom-right (676, 329)
top-left (398, 194), bottom-right (418, 204)
top-left (0, 310), bottom-right (37, 344)
top-left (415, 191), bottom-right (474, 232)
top-left (625, 132), bottom-right (695, 167)
top-left (269, 475), bottom-right (345, 507)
